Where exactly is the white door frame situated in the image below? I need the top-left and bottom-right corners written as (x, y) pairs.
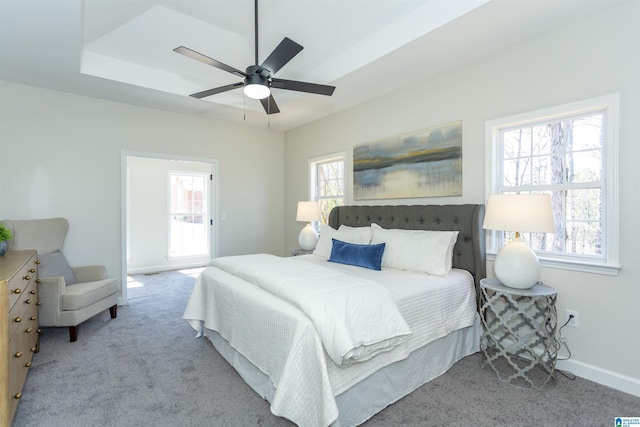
top-left (120, 150), bottom-right (219, 305)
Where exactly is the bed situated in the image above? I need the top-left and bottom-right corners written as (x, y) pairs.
top-left (183, 204), bottom-right (486, 427)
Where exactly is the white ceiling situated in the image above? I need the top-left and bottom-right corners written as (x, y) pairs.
top-left (0, 0), bottom-right (626, 131)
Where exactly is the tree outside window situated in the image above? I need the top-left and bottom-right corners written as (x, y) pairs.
top-left (501, 112), bottom-right (604, 257)
top-left (311, 155), bottom-right (345, 224)
top-left (486, 94), bottom-right (619, 274)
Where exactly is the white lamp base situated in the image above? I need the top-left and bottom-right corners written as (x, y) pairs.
top-left (298, 223), bottom-right (319, 251)
top-left (494, 237), bottom-right (541, 289)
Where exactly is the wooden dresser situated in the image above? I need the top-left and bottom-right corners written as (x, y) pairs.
top-left (1, 250), bottom-right (39, 427)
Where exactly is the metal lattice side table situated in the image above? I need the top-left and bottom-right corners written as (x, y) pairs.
top-left (479, 278), bottom-right (558, 389)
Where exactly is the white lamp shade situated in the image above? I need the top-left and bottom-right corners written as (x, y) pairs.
top-left (483, 194), bottom-right (555, 233)
top-left (484, 194), bottom-right (554, 289)
top-left (244, 83), bottom-right (270, 100)
top-left (296, 201), bottom-right (321, 222)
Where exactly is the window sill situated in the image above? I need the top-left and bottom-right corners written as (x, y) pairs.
top-left (486, 253), bottom-right (621, 276)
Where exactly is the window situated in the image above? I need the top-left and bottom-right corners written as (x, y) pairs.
top-left (310, 153), bottom-right (346, 224)
top-left (485, 94), bottom-right (620, 275)
top-left (169, 172), bottom-right (209, 257)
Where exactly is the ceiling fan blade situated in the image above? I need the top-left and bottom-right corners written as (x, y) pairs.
top-left (260, 95), bottom-right (280, 114)
top-left (271, 78), bottom-right (335, 96)
top-left (174, 46), bottom-right (247, 78)
top-left (190, 82), bottom-right (243, 99)
top-left (260, 37), bottom-right (303, 75)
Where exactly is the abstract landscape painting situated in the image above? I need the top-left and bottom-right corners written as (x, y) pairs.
top-left (353, 121), bottom-right (462, 200)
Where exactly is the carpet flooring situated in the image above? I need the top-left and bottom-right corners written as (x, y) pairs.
top-left (12, 268), bottom-right (640, 427)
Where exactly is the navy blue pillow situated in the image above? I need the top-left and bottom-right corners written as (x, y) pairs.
top-left (328, 238), bottom-right (386, 271)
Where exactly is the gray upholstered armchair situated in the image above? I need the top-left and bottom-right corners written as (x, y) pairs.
top-left (1, 218), bottom-right (119, 342)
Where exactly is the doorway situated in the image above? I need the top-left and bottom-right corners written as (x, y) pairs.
top-left (121, 152), bottom-right (218, 304)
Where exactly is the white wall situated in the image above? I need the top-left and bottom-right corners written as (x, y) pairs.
top-left (284, 3), bottom-right (640, 395)
top-left (0, 81), bottom-right (285, 288)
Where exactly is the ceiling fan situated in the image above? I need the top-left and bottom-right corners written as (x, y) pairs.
top-left (173, 0), bottom-right (336, 115)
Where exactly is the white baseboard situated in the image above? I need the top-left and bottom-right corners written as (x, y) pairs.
top-left (127, 262), bottom-right (208, 275)
top-left (556, 359), bottom-right (640, 398)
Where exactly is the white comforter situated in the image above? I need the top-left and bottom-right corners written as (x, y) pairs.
top-left (210, 254), bottom-right (411, 366)
top-left (183, 254), bottom-right (477, 427)
top-left (184, 264), bottom-right (340, 426)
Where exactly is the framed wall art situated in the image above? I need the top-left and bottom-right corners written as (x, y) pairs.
top-left (353, 121), bottom-right (462, 200)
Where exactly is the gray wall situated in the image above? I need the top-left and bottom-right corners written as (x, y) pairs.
top-left (284, 2), bottom-right (640, 395)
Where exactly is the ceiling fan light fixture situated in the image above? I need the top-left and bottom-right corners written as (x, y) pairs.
top-left (243, 74), bottom-right (270, 99)
top-left (244, 83), bottom-right (270, 100)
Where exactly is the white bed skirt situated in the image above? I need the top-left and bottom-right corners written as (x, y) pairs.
top-left (203, 315), bottom-right (480, 427)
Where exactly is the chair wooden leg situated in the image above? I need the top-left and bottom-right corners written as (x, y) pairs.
top-left (67, 306), bottom-right (116, 342)
top-left (69, 326), bottom-right (78, 342)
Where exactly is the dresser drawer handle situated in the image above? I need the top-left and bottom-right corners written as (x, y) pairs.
top-left (29, 268), bottom-right (36, 273)
top-left (31, 346), bottom-right (37, 352)
top-left (13, 288), bottom-right (21, 294)
top-left (24, 275), bottom-right (31, 281)
top-left (36, 279), bottom-right (41, 284)
top-left (25, 362), bottom-right (32, 368)
top-left (14, 392), bottom-right (22, 400)
top-left (25, 299), bottom-right (32, 304)
top-left (31, 316), bottom-right (37, 321)
top-left (36, 260), bottom-right (41, 265)
top-left (15, 352), bottom-right (22, 358)
top-left (30, 289), bottom-right (37, 294)
top-left (26, 328), bottom-right (33, 333)
top-left (15, 317), bottom-right (22, 323)
top-left (37, 328), bottom-right (42, 333)
top-left (36, 301), bottom-right (42, 306)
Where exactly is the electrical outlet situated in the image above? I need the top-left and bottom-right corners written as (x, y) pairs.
top-left (566, 309), bottom-right (580, 328)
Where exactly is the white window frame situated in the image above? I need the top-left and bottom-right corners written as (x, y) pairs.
top-left (485, 94), bottom-right (620, 275)
top-left (309, 152), bottom-right (346, 226)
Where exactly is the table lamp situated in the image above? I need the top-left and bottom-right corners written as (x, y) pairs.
top-left (483, 194), bottom-right (555, 289)
top-left (296, 201), bottom-right (321, 251)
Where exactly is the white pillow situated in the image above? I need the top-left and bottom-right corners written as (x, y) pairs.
top-left (370, 223), bottom-right (459, 276)
top-left (313, 224), bottom-right (373, 258)
top-left (338, 224), bottom-right (373, 236)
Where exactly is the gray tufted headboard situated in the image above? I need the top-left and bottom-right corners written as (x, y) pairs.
top-left (328, 204), bottom-right (486, 299)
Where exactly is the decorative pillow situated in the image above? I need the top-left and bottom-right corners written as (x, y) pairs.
top-left (313, 224), bottom-right (373, 258)
top-left (338, 224), bottom-right (367, 232)
top-left (370, 223), bottom-right (459, 276)
top-left (37, 250), bottom-right (76, 285)
top-left (328, 239), bottom-right (385, 271)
